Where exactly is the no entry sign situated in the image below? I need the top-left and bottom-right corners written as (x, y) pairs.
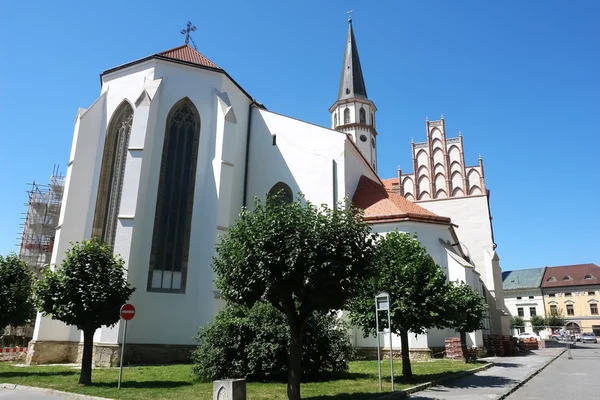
top-left (120, 304), bottom-right (135, 321)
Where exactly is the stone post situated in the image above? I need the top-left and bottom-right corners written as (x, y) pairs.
top-left (214, 379), bottom-right (246, 400)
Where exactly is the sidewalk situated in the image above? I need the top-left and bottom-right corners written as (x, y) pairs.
top-left (407, 347), bottom-right (564, 400)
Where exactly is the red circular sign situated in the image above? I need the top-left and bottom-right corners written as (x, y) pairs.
top-left (120, 304), bottom-right (136, 321)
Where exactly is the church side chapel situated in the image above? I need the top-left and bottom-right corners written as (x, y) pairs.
top-left (27, 17), bottom-right (508, 366)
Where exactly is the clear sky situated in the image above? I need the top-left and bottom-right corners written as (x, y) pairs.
top-left (0, 0), bottom-right (598, 270)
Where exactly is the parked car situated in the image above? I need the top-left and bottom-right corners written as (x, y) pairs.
top-left (517, 332), bottom-right (538, 340)
top-left (580, 333), bottom-right (598, 344)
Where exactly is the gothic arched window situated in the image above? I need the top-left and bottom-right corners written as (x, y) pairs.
top-left (92, 100), bottom-right (133, 247)
top-left (343, 108), bottom-right (350, 124)
top-left (359, 107), bottom-right (366, 124)
top-left (267, 182), bottom-right (293, 205)
top-left (148, 98), bottom-right (201, 292)
top-left (334, 113), bottom-right (338, 127)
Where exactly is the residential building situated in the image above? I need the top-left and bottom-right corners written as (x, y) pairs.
top-left (502, 268), bottom-right (546, 333)
top-left (541, 263), bottom-right (600, 336)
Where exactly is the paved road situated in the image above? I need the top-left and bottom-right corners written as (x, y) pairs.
top-left (408, 347), bottom-right (563, 400)
top-left (0, 387), bottom-right (66, 399)
top-left (506, 342), bottom-right (600, 400)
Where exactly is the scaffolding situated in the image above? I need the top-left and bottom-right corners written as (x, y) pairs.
top-left (17, 165), bottom-right (65, 278)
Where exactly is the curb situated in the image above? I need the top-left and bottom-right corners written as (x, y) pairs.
top-left (0, 383), bottom-right (112, 400)
top-left (495, 347), bottom-right (567, 400)
top-left (378, 362), bottom-right (494, 399)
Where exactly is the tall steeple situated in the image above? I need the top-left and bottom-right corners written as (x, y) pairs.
top-left (329, 14), bottom-right (379, 172)
top-left (338, 17), bottom-right (368, 101)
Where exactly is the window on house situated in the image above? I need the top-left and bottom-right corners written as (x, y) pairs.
top-left (92, 101), bottom-right (134, 248)
top-left (591, 304), bottom-right (599, 315)
top-left (517, 307), bottom-right (524, 317)
top-left (566, 304), bottom-right (574, 315)
top-left (530, 307), bottom-right (536, 317)
top-left (516, 296), bottom-right (522, 300)
top-left (589, 291), bottom-right (596, 296)
top-left (584, 274), bottom-right (594, 280)
top-left (359, 107), bottom-right (366, 124)
top-left (267, 182), bottom-right (293, 205)
top-left (565, 292), bottom-right (572, 296)
top-left (548, 293), bottom-right (556, 297)
top-left (550, 304), bottom-right (557, 314)
top-left (371, 137), bottom-right (376, 148)
top-left (563, 276), bottom-right (572, 281)
top-left (529, 296), bottom-right (534, 299)
top-left (547, 277), bottom-right (557, 282)
top-left (343, 108), bottom-right (350, 124)
top-left (371, 112), bottom-right (374, 126)
top-left (148, 98), bottom-right (201, 293)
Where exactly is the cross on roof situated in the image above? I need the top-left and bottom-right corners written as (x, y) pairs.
top-left (347, 9), bottom-right (353, 22)
top-left (180, 21), bottom-right (197, 46)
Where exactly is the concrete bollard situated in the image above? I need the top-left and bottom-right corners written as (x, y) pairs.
top-left (213, 379), bottom-right (246, 400)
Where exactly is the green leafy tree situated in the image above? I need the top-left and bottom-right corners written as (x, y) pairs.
top-left (545, 308), bottom-right (567, 330)
top-left (347, 231), bottom-right (448, 380)
top-left (444, 281), bottom-right (487, 362)
top-left (213, 197), bottom-right (375, 400)
top-left (0, 254), bottom-right (35, 330)
top-left (529, 315), bottom-right (545, 335)
top-left (35, 239), bottom-right (135, 385)
top-left (510, 315), bottom-right (525, 334)
top-left (192, 302), bottom-right (353, 382)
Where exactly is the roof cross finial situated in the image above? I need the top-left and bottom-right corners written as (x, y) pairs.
top-left (181, 21), bottom-right (197, 46)
top-left (347, 9), bottom-right (353, 22)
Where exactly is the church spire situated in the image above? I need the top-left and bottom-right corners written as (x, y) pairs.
top-left (337, 17), bottom-right (368, 101)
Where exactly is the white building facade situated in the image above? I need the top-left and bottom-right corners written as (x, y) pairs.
top-left (28, 19), bottom-right (503, 365)
top-left (502, 268), bottom-right (546, 334)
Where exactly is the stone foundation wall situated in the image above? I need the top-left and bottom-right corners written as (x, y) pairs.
top-left (354, 347), bottom-right (432, 361)
top-left (27, 341), bottom-right (196, 367)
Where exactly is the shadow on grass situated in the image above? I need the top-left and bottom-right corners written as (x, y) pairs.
top-left (308, 393), bottom-right (389, 400)
top-left (305, 371), bottom-right (374, 382)
top-left (0, 370), bottom-right (78, 378)
top-left (90, 380), bottom-right (193, 389)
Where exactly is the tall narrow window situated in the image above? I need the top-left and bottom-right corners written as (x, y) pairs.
top-left (371, 112), bottom-right (374, 126)
top-left (334, 113), bottom-right (338, 127)
top-left (529, 307), bottom-right (536, 316)
top-left (566, 304), bottom-right (574, 315)
top-left (148, 98), bottom-right (201, 292)
top-left (517, 307), bottom-right (524, 317)
top-left (343, 108), bottom-right (350, 124)
top-left (591, 304), bottom-right (599, 315)
top-left (359, 107), bottom-right (366, 124)
top-left (92, 101), bottom-right (133, 247)
top-left (550, 304), bottom-right (557, 314)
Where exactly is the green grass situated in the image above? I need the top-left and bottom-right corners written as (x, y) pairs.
top-left (0, 359), bottom-right (479, 399)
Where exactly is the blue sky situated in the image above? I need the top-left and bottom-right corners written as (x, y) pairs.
top-left (0, 0), bottom-right (598, 270)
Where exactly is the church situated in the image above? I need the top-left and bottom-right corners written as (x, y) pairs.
top-left (27, 18), bottom-right (508, 366)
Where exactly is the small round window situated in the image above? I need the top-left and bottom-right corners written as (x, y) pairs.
top-left (360, 135), bottom-right (367, 142)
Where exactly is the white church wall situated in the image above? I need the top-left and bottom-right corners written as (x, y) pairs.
top-left (33, 94), bottom-right (109, 343)
top-left (344, 140), bottom-right (379, 199)
top-left (246, 109), bottom-right (347, 208)
top-left (118, 61), bottom-right (251, 346)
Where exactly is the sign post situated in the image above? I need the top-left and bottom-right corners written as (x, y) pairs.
top-left (375, 292), bottom-right (394, 392)
top-left (118, 303), bottom-right (135, 389)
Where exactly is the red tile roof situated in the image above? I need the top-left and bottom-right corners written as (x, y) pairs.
top-left (381, 177), bottom-right (398, 190)
top-left (352, 175), bottom-right (451, 224)
top-left (156, 45), bottom-right (220, 69)
top-left (541, 263), bottom-right (600, 288)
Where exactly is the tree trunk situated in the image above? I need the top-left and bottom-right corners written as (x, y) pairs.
top-left (460, 331), bottom-right (469, 363)
top-left (399, 329), bottom-right (412, 380)
top-left (287, 319), bottom-right (304, 400)
top-left (79, 328), bottom-right (95, 385)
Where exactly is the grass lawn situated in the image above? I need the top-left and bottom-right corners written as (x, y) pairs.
top-left (0, 359), bottom-right (479, 399)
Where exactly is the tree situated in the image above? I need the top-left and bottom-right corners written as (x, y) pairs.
top-left (35, 239), bottom-right (135, 385)
top-left (529, 315), bottom-right (545, 335)
top-left (213, 197), bottom-right (375, 400)
top-left (545, 309), bottom-right (567, 331)
top-left (346, 231), bottom-right (448, 380)
top-left (0, 254), bottom-right (35, 330)
top-left (192, 302), bottom-right (353, 382)
top-left (444, 281), bottom-right (488, 362)
top-left (510, 315), bottom-right (525, 334)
